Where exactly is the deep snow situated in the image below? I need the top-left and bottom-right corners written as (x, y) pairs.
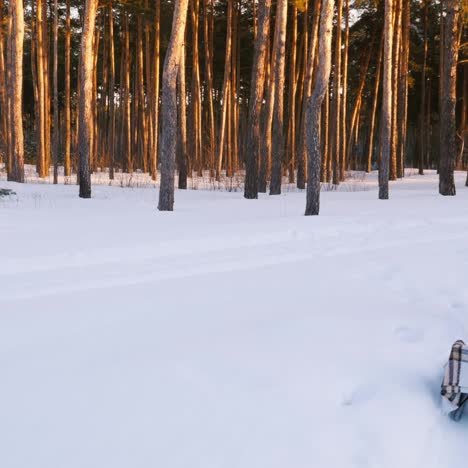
top-left (1, 169), bottom-right (468, 468)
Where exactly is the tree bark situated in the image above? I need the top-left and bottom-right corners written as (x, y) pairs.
top-left (439, 0), bottom-right (461, 196)
top-left (244, 0), bottom-right (272, 199)
top-left (269, 0), bottom-right (288, 195)
top-left (305, 0), bottom-right (334, 216)
top-left (9, 0), bottom-right (24, 183)
top-left (53, 0), bottom-right (59, 184)
top-left (379, 0), bottom-right (394, 200)
top-left (158, 0), bottom-right (190, 211)
top-left (78, 0), bottom-right (98, 199)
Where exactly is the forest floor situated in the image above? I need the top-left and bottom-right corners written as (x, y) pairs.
top-left (2, 168), bottom-right (468, 468)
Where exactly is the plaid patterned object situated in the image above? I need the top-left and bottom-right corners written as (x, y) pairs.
top-left (441, 340), bottom-right (468, 414)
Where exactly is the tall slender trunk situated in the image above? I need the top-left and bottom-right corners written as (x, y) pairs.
top-left (53, 0), bottom-right (59, 184)
top-left (203, 0), bottom-right (215, 177)
top-left (439, 0), bottom-right (461, 196)
top-left (190, 0), bottom-right (203, 174)
top-left (158, 0), bottom-right (190, 211)
top-left (244, 0), bottom-right (272, 199)
top-left (216, 0), bottom-right (233, 180)
top-left (297, 0), bottom-right (321, 189)
top-left (108, 0), bottom-right (115, 180)
top-left (64, 0), bottom-right (71, 177)
top-left (287, 6), bottom-right (298, 183)
top-left (9, 0), bottom-right (24, 183)
top-left (42, 0), bottom-right (50, 175)
top-left (331, 0), bottom-right (343, 185)
top-left (397, 0), bottom-right (410, 178)
top-left (152, 0), bottom-right (161, 180)
top-left (0, 0), bottom-right (6, 162)
top-left (178, 39), bottom-right (188, 189)
top-left (269, 0), bottom-right (288, 195)
top-left (305, 0), bottom-right (334, 215)
top-left (419, 0), bottom-right (429, 174)
top-left (340, 0), bottom-right (349, 179)
top-left (36, 0), bottom-right (46, 176)
top-left (78, 0), bottom-right (98, 199)
top-left (379, 0), bottom-right (394, 200)
top-left (390, 0), bottom-right (401, 180)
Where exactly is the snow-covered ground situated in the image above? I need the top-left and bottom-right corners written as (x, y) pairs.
top-left (1, 169), bottom-right (468, 468)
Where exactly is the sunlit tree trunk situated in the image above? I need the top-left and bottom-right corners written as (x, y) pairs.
top-left (269, 0), bottom-right (288, 195)
top-left (379, 0), bottom-right (394, 200)
top-left (305, 0), bottom-right (334, 215)
top-left (78, 0), bottom-right (98, 198)
top-left (53, 0), bottom-right (59, 184)
top-left (158, 0), bottom-right (190, 211)
top-left (216, 0), bottom-right (233, 180)
top-left (9, 0), bottom-right (24, 183)
top-left (244, 0), bottom-right (272, 199)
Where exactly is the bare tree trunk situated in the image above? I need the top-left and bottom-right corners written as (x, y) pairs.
top-left (305, 0), bottom-right (334, 215)
top-left (108, 0), bottom-right (115, 180)
top-left (419, 0), bottom-right (429, 175)
top-left (244, 0), bottom-right (272, 199)
top-left (340, 0), bottom-right (349, 180)
top-left (297, 0), bottom-right (321, 189)
top-left (379, 0), bottom-right (394, 200)
top-left (36, 0), bottom-right (46, 177)
top-left (397, 0), bottom-right (410, 178)
top-left (0, 0), bottom-right (6, 162)
top-left (390, 0), bottom-right (401, 180)
top-left (152, 0), bottom-right (161, 180)
top-left (331, 0), bottom-right (343, 185)
top-left (64, 0), bottom-right (71, 177)
top-left (190, 0), bottom-right (203, 174)
top-left (158, 0), bottom-right (190, 211)
top-left (269, 0), bottom-right (288, 195)
top-left (53, 0), bottom-right (59, 184)
top-left (216, 0), bottom-right (233, 180)
top-left (286, 5), bottom-right (298, 184)
top-left (439, 0), bottom-right (461, 196)
top-left (9, 0), bottom-right (24, 183)
top-left (203, 0), bottom-right (215, 177)
top-left (78, 0), bottom-right (98, 198)
top-left (178, 39), bottom-right (188, 189)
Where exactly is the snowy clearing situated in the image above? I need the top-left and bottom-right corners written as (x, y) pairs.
top-left (1, 170), bottom-right (468, 468)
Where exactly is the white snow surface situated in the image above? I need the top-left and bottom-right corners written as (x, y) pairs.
top-left (2, 169), bottom-right (468, 468)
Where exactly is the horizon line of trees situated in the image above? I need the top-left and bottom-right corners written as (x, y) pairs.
top-left (1, 0), bottom-right (467, 214)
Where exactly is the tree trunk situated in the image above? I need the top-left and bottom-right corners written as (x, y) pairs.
top-left (78, 0), bottom-right (98, 199)
top-left (53, 0), bottom-right (59, 184)
top-left (269, 0), bottom-right (288, 195)
top-left (305, 0), bottom-right (334, 216)
top-left (64, 0), bottom-right (71, 177)
top-left (379, 0), bottom-right (394, 200)
top-left (397, 0), bottom-right (410, 178)
top-left (152, 0), bottom-right (161, 180)
top-left (203, 0), bottom-right (215, 177)
top-left (298, 0), bottom-right (321, 189)
top-left (216, 0), bottom-right (233, 180)
top-left (9, 0), bottom-right (24, 183)
top-left (158, 0), bottom-right (190, 211)
top-left (439, 0), bottom-right (461, 196)
top-left (178, 39), bottom-right (188, 189)
top-left (244, 0), bottom-right (272, 199)
top-left (331, 0), bottom-right (343, 185)
top-left (108, 0), bottom-right (115, 180)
